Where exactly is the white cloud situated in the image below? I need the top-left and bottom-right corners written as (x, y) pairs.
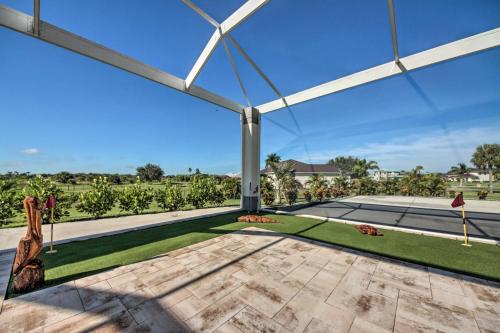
top-left (304, 127), bottom-right (500, 172)
top-left (20, 148), bottom-right (40, 155)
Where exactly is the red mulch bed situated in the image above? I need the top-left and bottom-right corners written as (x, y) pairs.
top-left (355, 224), bottom-right (383, 236)
top-left (237, 215), bottom-right (281, 224)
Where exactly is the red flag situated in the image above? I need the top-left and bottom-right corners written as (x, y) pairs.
top-left (44, 194), bottom-right (56, 209)
top-left (451, 192), bottom-right (465, 208)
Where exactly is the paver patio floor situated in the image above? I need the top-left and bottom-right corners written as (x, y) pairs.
top-left (1, 227), bottom-right (499, 332)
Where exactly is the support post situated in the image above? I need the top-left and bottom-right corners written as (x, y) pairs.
top-left (241, 107), bottom-right (260, 212)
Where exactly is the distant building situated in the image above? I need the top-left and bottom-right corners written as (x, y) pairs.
top-left (261, 159), bottom-right (346, 187)
top-left (372, 170), bottom-right (404, 181)
top-left (445, 169), bottom-right (492, 183)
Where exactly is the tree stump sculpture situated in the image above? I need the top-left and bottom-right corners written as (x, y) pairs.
top-left (12, 197), bottom-right (45, 292)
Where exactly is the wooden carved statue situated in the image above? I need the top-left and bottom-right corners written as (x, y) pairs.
top-left (12, 196), bottom-right (45, 292)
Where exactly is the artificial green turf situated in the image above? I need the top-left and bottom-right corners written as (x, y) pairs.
top-left (9, 212), bottom-right (500, 297)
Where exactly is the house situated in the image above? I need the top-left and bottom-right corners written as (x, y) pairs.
top-left (260, 159), bottom-right (345, 187)
top-left (372, 170), bottom-right (404, 181)
top-left (445, 169), bottom-right (492, 183)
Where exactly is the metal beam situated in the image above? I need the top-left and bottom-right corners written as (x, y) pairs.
top-left (257, 28), bottom-right (500, 113)
top-left (0, 5), bottom-right (244, 113)
top-left (184, 0), bottom-right (269, 89)
top-left (33, 0), bottom-right (40, 36)
top-left (222, 38), bottom-right (251, 107)
top-left (181, 0), bottom-right (219, 28)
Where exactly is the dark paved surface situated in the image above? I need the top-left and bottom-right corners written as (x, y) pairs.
top-left (288, 201), bottom-right (500, 240)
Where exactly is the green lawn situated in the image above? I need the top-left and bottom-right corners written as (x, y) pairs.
top-left (7, 211), bottom-right (498, 298)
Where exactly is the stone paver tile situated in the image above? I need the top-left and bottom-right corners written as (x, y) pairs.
top-left (77, 280), bottom-right (115, 311)
top-left (428, 267), bottom-right (465, 296)
top-left (0, 287), bottom-right (84, 332)
top-left (338, 268), bottom-right (372, 290)
top-left (229, 306), bottom-right (291, 333)
top-left (372, 262), bottom-right (431, 298)
top-left (397, 290), bottom-right (480, 333)
top-left (167, 246), bottom-right (193, 258)
top-left (367, 280), bottom-right (399, 300)
top-left (119, 286), bottom-right (154, 310)
top-left (431, 286), bottom-right (476, 311)
top-left (154, 287), bottom-right (193, 308)
top-left (176, 251), bottom-right (217, 270)
top-left (3, 281), bottom-right (76, 304)
top-left (281, 261), bottom-right (322, 291)
top-left (287, 239), bottom-right (321, 254)
top-left (275, 289), bottom-right (354, 333)
top-left (170, 295), bottom-right (209, 320)
top-left (394, 315), bottom-right (437, 333)
top-left (351, 256), bottom-right (379, 274)
top-left (186, 295), bottom-right (246, 333)
top-left (349, 316), bottom-right (391, 333)
top-left (303, 318), bottom-right (341, 333)
top-left (302, 268), bottom-right (343, 301)
top-left (326, 285), bottom-right (397, 331)
top-left (460, 279), bottom-right (500, 314)
top-left (213, 321), bottom-right (244, 333)
top-left (44, 298), bottom-right (134, 333)
top-left (73, 266), bottom-right (130, 288)
top-left (139, 263), bottom-right (191, 288)
top-left (152, 257), bottom-right (179, 270)
top-left (235, 276), bottom-right (296, 318)
top-left (129, 299), bottom-right (169, 324)
top-left (474, 308), bottom-right (500, 333)
top-left (187, 271), bottom-right (243, 304)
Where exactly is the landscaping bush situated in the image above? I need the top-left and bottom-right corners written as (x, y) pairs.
top-left (0, 180), bottom-right (18, 224)
top-left (477, 190), bottom-right (488, 200)
top-left (283, 178), bottom-right (300, 205)
top-left (23, 175), bottom-right (74, 223)
top-left (260, 175), bottom-right (276, 206)
top-left (221, 177), bottom-right (241, 200)
top-left (77, 177), bottom-right (116, 219)
top-left (313, 187), bottom-right (325, 202)
top-left (117, 177), bottom-right (154, 214)
top-left (155, 182), bottom-right (185, 212)
top-left (448, 190), bottom-right (456, 198)
top-left (303, 190), bottom-right (312, 203)
top-left (187, 176), bottom-right (222, 209)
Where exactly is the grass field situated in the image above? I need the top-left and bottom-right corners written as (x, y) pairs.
top-left (447, 181), bottom-right (500, 200)
top-left (8, 211), bottom-right (499, 298)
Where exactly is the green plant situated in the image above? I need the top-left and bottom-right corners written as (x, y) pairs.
top-left (187, 176), bottom-right (222, 209)
top-left (471, 144), bottom-right (500, 194)
top-left (448, 190), bottom-right (456, 199)
top-left (23, 175), bottom-right (74, 223)
top-left (156, 182), bottom-right (185, 211)
top-left (303, 190), bottom-right (312, 203)
top-left (0, 180), bottom-right (18, 224)
top-left (117, 177), bottom-right (154, 214)
top-left (77, 177), bottom-right (116, 219)
top-left (352, 177), bottom-right (378, 195)
top-left (136, 163), bottom-right (164, 182)
top-left (260, 175), bottom-right (276, 206)
top-left (221, 177), bottom-right (241, 200)
top-left (283, 178), bottom-right (300, 205)
top-left (477, 190), bottom-right (488, 200)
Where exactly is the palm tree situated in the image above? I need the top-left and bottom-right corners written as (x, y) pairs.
top-left (449, 163), bottom-right (470, 187)
top-left (305, 174), bottom-right (328, 201)
top-left (471, 144), bottom-right (500, 194)
top-left (265, 153), bottom-right (281, 168)
top-left (351, 159), bottom-right (379, 179)
top-left (188, 167), bottom-right (192, 174)
top-left (270, 160), bottom-right (295, 204)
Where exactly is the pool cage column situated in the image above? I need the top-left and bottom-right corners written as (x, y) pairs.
top-left (241, 107), bottom-right (261, 212)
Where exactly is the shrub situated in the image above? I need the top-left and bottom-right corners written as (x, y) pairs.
top-left (118, 177), bottom-right (154, 214)
top-left (325, 187), bottom-right (332, 200)
top-left (477, 190), bottom-right (488, 200)
top-left (23, 175), bottom-right (74, 223)
top-left (448, 190), bottom-right (456, 199)
top-left (187, 177), bottom-right (223, 209)
top-left (221, 177), bottom-right (241, 200)
top-left (77, 177), bottom-right (116, 219)
top-left (156, 182), bottom-right (185, 211)
top-left (260, 176), bottom-right (276, 206)
top-left (303, 190), bottom-right (312, 203)
top-left (283, 178), bottom-right (300, 205)
top-left (136, 163), bottom-right (164, 182)
top-left (0, 180), bottom-right (18, 224)
top-left (313, 187), bottom-right (325, 202)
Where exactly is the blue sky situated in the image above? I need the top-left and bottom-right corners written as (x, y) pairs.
top-left (1, 0), bottom-right (499, 175)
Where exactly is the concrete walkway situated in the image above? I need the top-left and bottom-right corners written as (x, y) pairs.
top-left (1, 227), bottom-right (499, 332)
top-left (341, 195), bottom-right (500, 213)
top-left (0, 207), bottom-right (240, 252)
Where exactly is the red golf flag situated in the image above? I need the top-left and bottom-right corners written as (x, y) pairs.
top-left (44, 194), bottom-right (56, 209)
top-left (451, 192), bottom-right (465, 208)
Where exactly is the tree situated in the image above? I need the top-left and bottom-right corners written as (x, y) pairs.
top-left (379, 179), bottom-right (399, 195)
top-left (260, 175), bottom-right (276, 206)
top-left (423, 174), bottom-right (446, 197)
top-left (283, 177), bottom-right (300, 205)
top-left (270, 160), bottom-right (296, 204)
top-left (327, 156), bottom-right (359, 175)
top-left (351, 177), bottom-right (378, 195)
top-left (449, 163), bottom-right (470, 187)
top-left (55, 171), bottom-right (73, 184)
top-left (117, 177), bottom-right (154, 214)
top-left (188, 167), bottom-right (192, 174)
top-left (187, 176), bottom-right (222, 209)
top-left (400, 166), bottom-right (425, 196)
top-left (23, 175), bottom-right (75, 223)
top-left (77, 177), bottom-right (116, 219)
top-left (136, 163), bottom-right (164, 182)
top-left (0, 180), bottom-right (18, 224)
top-left (265, 153), bottom-right (281, 168)
top-left (156, 182), bottom-right (185, 211)
top-left (471, 144), bottom-right (500, 194)
top-left (221, 177), bottom-right (241, 200)
top-left (108, 174), bottom-right (122, 185)
top-left (305, 174), bottom-right (328, 202)
top-left (351, 159), bottom-right (379, 179)
top-left (195, 168), bottom-right (200, 175)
